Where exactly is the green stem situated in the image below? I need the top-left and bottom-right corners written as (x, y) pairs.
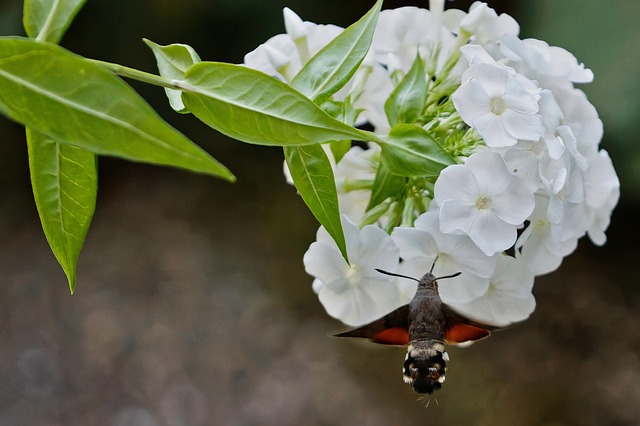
top-left (88, 59), bottom-right (182, 90)
top-left (358, 129), bottom-right (385, 145)
top-left (434, 31), bottom-right (470, 86)
top-left (359, 200), bottom-right (391, 227)
top-left (341, 179), bottom-right (373, 192)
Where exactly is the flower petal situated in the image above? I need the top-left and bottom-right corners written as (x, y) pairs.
top-left (469, 211), bottom-right (516, 255)
top-left (437, 268), bottom-right (490, 303)
top-left (434, 164), bottom-right (479, 204)
top-left (439, 199), bottom-right (477, 234)
top-left (391, 227), bottom-right (438, 261)
top-left (452, 79), bottom-right (492, 122)
top-left (303, 241), bottom-right (348, 284)
top-left (465, 151), bottom-right (511, 195)
top-left (502, 109), bottom-right (543, 141)
top-left (492, 180), bottom-right (535, 225)
top-left (359, 225), bottom-right (400, 273)
top-left (473, 112), bottom-right (516, 147)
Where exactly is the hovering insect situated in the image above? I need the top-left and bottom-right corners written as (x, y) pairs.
top-left (335, 267), bottom-right (502, 394)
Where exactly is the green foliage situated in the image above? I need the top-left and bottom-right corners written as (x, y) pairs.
top-left (0, 38), bottom-right (234, 179)
top-left (2, 1), bottom-right (238, 290)
top-left (21, 0), bottom-right (93, 290)
top-left (367, 163), bottom-right (407, 211)
top-left (181, 62), bottom-right (368, 146)
top-left (283, 0), bottom-right (383, 263)
top-left (23, 0), bottom-right (87, 43)
top-left (0, 0), bottom-right (461, 289)
top-left (380, 124), bottom-right (455, 177)
top-left (385, 54), bottom-right (428, 126)
top-left (291, 0), bottom-right (383, 104)
top-left (284, 145), bottom-right (347, 261)
top-left (144, 39), bottom-right (201, 113)
top-left (27, 129), bottom-right (96, 292)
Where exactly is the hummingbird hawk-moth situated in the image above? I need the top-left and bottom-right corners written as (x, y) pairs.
top-left (335, 268), bottom-right (501, 394)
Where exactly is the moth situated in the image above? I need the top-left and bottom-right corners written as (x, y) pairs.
top-left (335, 268), bottom-right (501, 394)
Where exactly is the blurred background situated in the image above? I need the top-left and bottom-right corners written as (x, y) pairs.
top-left (1, 0), bottom-right (639, 425)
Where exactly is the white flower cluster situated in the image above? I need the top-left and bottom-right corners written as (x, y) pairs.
top-left (244, 1), bottom-right (619, 327)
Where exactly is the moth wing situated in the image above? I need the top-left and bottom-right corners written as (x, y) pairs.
top-left (441, 303), bottom-right (502, 346)
top-left (334, 305), bottom-right (410, 346)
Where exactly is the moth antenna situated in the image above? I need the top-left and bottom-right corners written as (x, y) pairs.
top-left (375, 269), bottom-right (420, 283)
top-left (429, 256), bottom-right (439, 274)
top-left (435, 272), bottom-right (462, 281)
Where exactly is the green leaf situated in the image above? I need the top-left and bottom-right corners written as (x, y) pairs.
top-left (181, 62), bottom-right (369, 146)
top-left (27, 128), bottom-right (97, 293)
top-left (329, 139), bottom-right (351, 163)
top-left (319, 100), bottom-right (358, 162)
top-left (366, 163), bottom-right (406, 211)
top-left (290, 0), bottom-right (382, 104)
top-left (380, 124), bottom-right (455, 177)
top-left (143, 38), bottom-right (201, 113)
top-left (23, 0), bottom-right (87, 43)
top-left (284, 145), bottom-right (348, 262)
top-left (385, 53), bottom-right (428, 126)
top-left (0, 37), bottom-right (234, 181)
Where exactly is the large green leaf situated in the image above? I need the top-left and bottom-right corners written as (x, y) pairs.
top-left (289, 0), bottom-right (383, 265)
top-left (23, 0), bottom-right (87, 43)
top-left (27, 128), bottom-right (97, 293)
top-left (181, 62), bottom-right (369, 146)
top-left (284, 145), bottom-right (348, 262)
top-left (0, 37), bottom-right (234, 180)
top-left (380, 124), bottom-right (455, 177)
top-left (385, 53), bottom-right (428, 126)
top-left (23, 2), bottom-right (91, 292)
top-left (144, 38), bottom-right (201, 113)
top-left (290, 0), bottom-right (382, 104)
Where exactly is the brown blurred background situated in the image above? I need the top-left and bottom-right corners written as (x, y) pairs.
top-left (1, 1), bottom-right (639, 425)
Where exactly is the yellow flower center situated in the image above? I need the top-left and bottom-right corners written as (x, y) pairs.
top-left (490, 97), bottom-right (506, 115)
top-left (475, 195), bottom-right (492, 210)
top-left (345, 264), bottom-right (362, 286)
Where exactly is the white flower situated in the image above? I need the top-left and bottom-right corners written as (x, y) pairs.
top-left (450, 255), bottom-right (536, 326)
top-left (244, 9), bottom-right (343, 82)
top-left (350, 64), bottom-right (395, 132)
top-left (362, 6), bottom-right (463, 132)
top-left (496, 91), bottom-right (567, 188)
top-left (283, 7), bottom-right (307, 43)
top-left (540, 157), bottom-right (586, 233)
top-left (499, 35), bottom-right (594, 89)
top-left (515, 195), bottom-right (578, 276)
top-left (553, 86), bottom-right (603, 158)
top-left (494, 90), bottom-right (573, 194)
top-left (584, 150), bottom-right (619, 211)
top-left (238, 2), bottom-right (618, 337)
top-left (583, 150), bottom-right (620, 245)
top-left (452, 62), bottom-right (543, 148)
top-left (245, 7), bottom-right (386, 129)
top-left (304, 215), bottom-right (402, 326)
top-left (538, 89), bottom-right (569, 161)
top-left (335, 144), bottom-right (380, 224)
top-left (460, 2), bottom-right (519, 48)
top-left (459, 43), bottom-right (496, 66)
top-left (370, 7), bottom-right (459, 72)
top-left (391, 209), bottom-right (497, 303)
top-left (434, 151), bottom-right (535, 256)
top-left (500, 138), bottom-right (548, 192)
